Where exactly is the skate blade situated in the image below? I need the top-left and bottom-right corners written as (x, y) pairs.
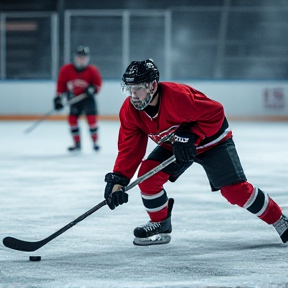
top-left (133, 234), bottom-right (171, 246)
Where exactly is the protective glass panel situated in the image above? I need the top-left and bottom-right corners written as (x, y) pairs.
top-left (5, 16), bottom-right (52, 79)
top-left (223, 10), bottom-right (288, 79)
top-left (129, 15), bottom-right (165, 78)
top-left (171, 10), bottom-right (221, 79)
top-left (70, 16), bottom-right (122, 79)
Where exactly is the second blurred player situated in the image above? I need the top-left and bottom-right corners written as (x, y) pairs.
top-left (54, 46), bottom-right (102, 151)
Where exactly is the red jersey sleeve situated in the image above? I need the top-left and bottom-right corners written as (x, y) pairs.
top-left (56, 64), bottom-right (70, 94)
top-left (113, 98), bottom-right (148, 179)
top-left (89, 65), bottom-right (102, 93)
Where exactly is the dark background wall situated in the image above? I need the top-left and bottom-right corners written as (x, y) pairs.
top-left (1, 0), bottom-right (287, 80)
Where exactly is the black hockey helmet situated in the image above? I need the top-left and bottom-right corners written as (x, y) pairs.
top-left (75, 46), bottom-right (90, 56)
top-left (122, 59), bottom-right (159, 85)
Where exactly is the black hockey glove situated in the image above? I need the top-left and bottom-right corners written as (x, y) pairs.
top-left (66, 91), bottom-right (74, 101)
top-left (173, 129), bottom-right (197, 165)
top-left (53, 95), bottom-right (63, 110)
top-left (85, 85), bottom-right (97, 97)
top-left (104, 172), bottom-right (130, 210)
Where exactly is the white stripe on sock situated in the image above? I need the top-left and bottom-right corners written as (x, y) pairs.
top-left (145, 200), bottom-right (168, 213)
top-left (243, 187), bottom-right (258, 209)
top-left (255, 193), bottom-right (269, 217)
top-left (141, 190), bottom-right (165, 200)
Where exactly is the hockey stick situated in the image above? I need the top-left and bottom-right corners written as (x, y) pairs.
top-left (23, 108), bottom-right (55, 134)
top-left (2, 155), bottom-right (176, 252)
top-left (23, 93), bottom-right (87, 134)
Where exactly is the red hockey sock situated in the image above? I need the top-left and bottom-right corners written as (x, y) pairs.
top-left (147, 206), bottom-right (168, 222)
top-left (258, 197), bottom-right (282, 224)
top-left (138, 159), bottom-right (170, 222)
top-left (221, 182), bottom-right (282, 225)
top-left (68, 115), bottom-right (80, 143)
top-left (86, 114), bottom-right (98, 143)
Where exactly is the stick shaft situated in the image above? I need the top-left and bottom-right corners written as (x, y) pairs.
top-left (23, 108), bottom-right (55, 133)
top-left (125, 155), bottom-right (175, 191)
top-left (2, 156), bottom-right (175, 252)
top-left (66, 93), bottom-right (87, 105)
top-left (24, 93), bottom-right (87, 134)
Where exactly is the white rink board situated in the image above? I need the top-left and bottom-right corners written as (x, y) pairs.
top-left (0, 120), bottom-right (288, 288)
top-left (0, 80), bottom-right (287, 118)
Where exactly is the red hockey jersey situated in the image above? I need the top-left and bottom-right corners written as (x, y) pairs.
top-left (56, 64), bottom-right (102, 96)
top-left (113, 82), bottom-right (232, 179)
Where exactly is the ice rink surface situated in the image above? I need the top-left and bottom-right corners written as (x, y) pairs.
top-left (0, 120), bottom-right (288, 288)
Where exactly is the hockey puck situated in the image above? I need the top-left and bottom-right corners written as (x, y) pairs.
top-left (29, 256), bottom-right (41, 261)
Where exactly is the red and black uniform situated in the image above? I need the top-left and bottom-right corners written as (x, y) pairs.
top-left (112, 82), bottom-right (282, 225)
top-left (56, 63), bottom-right (102, 145)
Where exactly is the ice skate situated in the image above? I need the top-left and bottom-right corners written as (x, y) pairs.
top-left (133, 198), bottom-right (174, 246)
top-left (273, 214), bottom-right (288, 243)
top-left (68, 142), bottom-right (81, 152)
top-left (93, 143), bottom-right (100, 151)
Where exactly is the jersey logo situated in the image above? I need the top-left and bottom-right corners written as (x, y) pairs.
top-left (67, 79), bottom-right (89, 92)
top-left (148, 125), bottom-right (179, 144)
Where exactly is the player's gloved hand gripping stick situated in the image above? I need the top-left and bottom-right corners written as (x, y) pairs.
top-left (2, 155), bottom-right (176, 252)
top-left (173, 128), bottom-right (197, 164)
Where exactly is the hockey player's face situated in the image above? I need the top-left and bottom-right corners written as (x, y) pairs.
top-left (123, 81), bottom-right (156, 110)
top-left (129, 83), bottom-right (151, 110)
top-left (74, 55), bottom-right (89, 69)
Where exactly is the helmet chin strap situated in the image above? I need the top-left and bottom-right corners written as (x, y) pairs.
top-left (149, 83), bottom-right (159, 103)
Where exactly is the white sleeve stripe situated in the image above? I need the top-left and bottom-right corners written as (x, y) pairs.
top-left (196, 127), bottom-right (231, 150)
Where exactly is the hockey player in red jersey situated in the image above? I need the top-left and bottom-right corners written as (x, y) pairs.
top-left (104, 59), bottom-right (288, 246)
top-left (54, 46), bottom-right (102, 151)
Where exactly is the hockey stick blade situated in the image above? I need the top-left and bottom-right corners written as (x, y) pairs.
top-left (3, 156), bottom-right (175, 252)
top-left (3, 200), bottom-right (107, 252)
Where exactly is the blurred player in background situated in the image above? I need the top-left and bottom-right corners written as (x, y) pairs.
top-left (53, 46), bottom-right (102, 151)
top-left (103, 59), bottom-right (288, 246)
